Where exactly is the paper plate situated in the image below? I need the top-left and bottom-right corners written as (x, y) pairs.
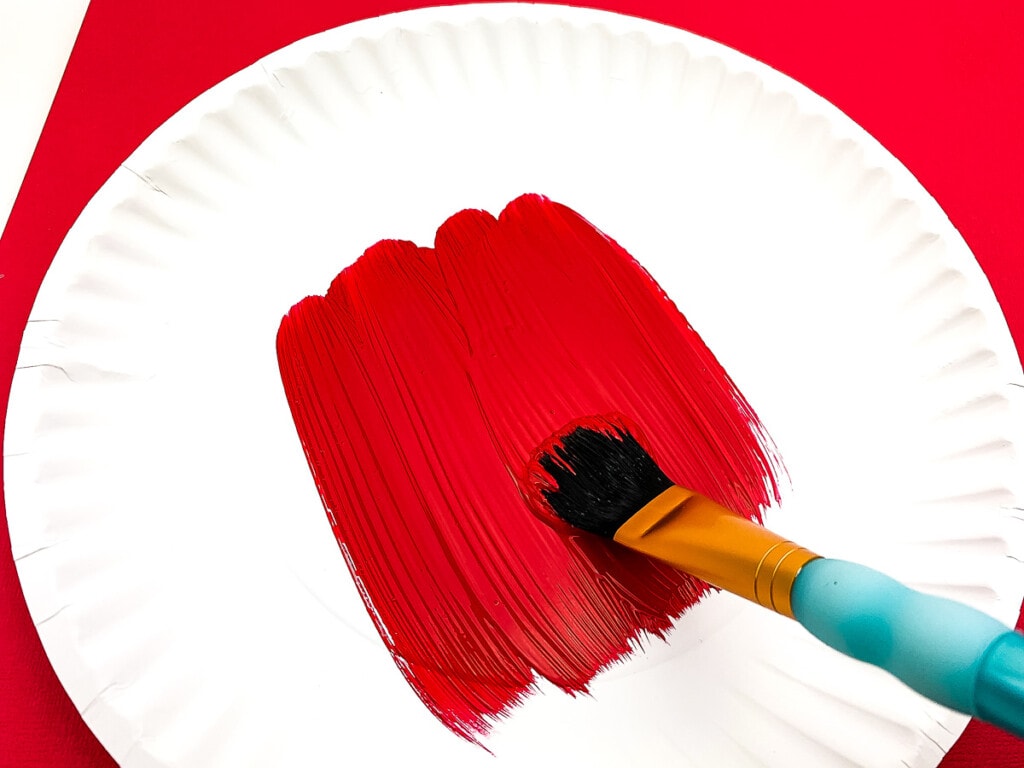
top-left (6, 4), bottom-right (1024, 766)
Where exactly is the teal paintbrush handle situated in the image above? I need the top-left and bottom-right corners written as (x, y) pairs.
top-left (791, 558), bottom-right (1024, 738)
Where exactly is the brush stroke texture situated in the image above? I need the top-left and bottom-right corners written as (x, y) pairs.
top-left (276, 194), bottom-right (779, 742)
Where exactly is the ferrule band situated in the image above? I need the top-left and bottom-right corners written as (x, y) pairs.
top-left (612, 485), bottom-right (819, 618)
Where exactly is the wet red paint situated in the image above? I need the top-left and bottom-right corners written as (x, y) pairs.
top-left (276, 194), bottom-right (779, 742)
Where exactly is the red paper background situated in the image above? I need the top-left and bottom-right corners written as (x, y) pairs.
top-left (1, 1), bottom-right (1022, 766)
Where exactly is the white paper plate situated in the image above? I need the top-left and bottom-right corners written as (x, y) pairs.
top-left (6, 5), bottom-right (1024, 767)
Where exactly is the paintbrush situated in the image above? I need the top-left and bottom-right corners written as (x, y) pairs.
top-left (525, 416), bottom-right (1024, 739)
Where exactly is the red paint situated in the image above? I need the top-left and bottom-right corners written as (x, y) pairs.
top-left (276, 194), bottom-right (779, 742)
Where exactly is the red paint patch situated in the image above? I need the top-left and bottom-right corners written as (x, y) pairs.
top-left (276, 194), bottom-right (779, 742)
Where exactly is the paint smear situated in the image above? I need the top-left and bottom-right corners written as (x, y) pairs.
top-left (276, 194), bottom-right (779, 742)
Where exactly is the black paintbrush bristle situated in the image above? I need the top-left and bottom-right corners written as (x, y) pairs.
top-left (526, 416), bottom-right (673, 538)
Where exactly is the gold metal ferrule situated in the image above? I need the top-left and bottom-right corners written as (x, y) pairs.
top-left (612, 485), bottom-right (819, 618)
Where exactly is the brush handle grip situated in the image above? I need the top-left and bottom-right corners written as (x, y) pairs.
top-left (791, 558), bottom-right (1024, 738)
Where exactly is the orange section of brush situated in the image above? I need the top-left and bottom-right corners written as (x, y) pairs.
top-left (613, 485), bottom-right (819, 618)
